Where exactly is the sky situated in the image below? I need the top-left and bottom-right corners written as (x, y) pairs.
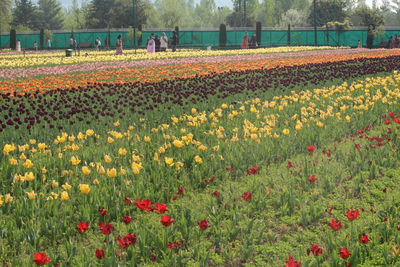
top-left (55, 0), bottom-right (379, 10)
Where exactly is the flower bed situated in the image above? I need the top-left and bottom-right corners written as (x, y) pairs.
top-left (1, 52), bottom-right (400, 265)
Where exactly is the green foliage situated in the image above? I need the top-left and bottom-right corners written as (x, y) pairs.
top-left (37, 0), bottom-right (64, 30)
top-left (0, 0), bottom-right (12, 32)
top-left (11, 0), bottom-right (39, 30)
top-left (307, 0), bottom-right (348, 27)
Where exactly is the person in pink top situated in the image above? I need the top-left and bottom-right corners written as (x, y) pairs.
top-left (241, 32), bottom-right (249, 49)
top-left (115, 35), bottom-right (123, 55)
top-left (147, 34), bottom-right (156, 53)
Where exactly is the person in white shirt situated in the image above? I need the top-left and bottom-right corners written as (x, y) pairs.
top-left (160, 32), bottom-right (168, 52)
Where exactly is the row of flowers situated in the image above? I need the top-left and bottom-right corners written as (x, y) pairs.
top-left (0, 46), bottom-right (344, 69)
top-left (1, 56), bottom-right (400, 138)
top-left (1, 68), bottom-right (400, 264)
top-left (1, 49), bottom-right (399, 95)
top-left (0, 48), bottom-right (378, 79)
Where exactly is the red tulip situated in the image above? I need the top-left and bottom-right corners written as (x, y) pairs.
top-left (286, 255), bottom-right (301, 267)
top-left (384, 120), bottom-right (391, 125)
top-left (160, 216), bottom-right (175, 226)
top-left (311, 244), bottom-right (323, 256)
top-left (98, 208), bottom-right (108, 216)
top-left (360, 233), bottom-right (370, 244)
top-left (308, 175), bottom-right (316, 184)
top-left (287, 161), bottom-right (293, 169)
top-left (339, 247), bottom-right (351, 259)
top-left (99, 222), bottom-right (113, 235)
top-left (95, 248), bottom-right (105, 259)
top-left (212, 191), bottom-right (220, 199)
top-left (135, 199), bottom-right (153, 212)
top-left (154, 203), bottom-right (168, 214)
top-left (247, 165), bottom-right (260, 175)
top-left (197, 219), bottom-right (209, 230)
top-left (307, 145), bottom-right (316, 154)
top-left (241, 192), bottom-right (252, 201)
top-left (328, 218), bottom-right (342, 231)
top-left (116, 233), bottom-right (137, 248)
top-left (178, 186), bottom-right (185, 194)
top-left (122, 215), bottom-right (132, 224)
top-left (123, 197), bottom-right (133, 205)
top-left (33, 252), bottom-right (51, 266)
top-left (345, 209), bottom-right (359, 221)
top-left (77, 222), bottom-right (89, 233)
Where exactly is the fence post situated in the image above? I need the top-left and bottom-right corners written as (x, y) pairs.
top-left (256, 21), bottom-right (261, 46)
top-left (10, 29), bottom-right (16, 50)
top-left (288, 24), bottom-right (291, 46)
top-left (219, 24), bottom-right (227, 48)
top-left (175, 26), bottom-right (179, 47)
top-left (40, 29), bottom-right (44, 49)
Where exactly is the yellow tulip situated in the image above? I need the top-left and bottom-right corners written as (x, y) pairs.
top-left (82, 166), bottom-right (91, 176)
top-left (62, 183), bottom-right (72, 190)
top-left (107, 168), bottom-right (117, 178)
top-left (23, 159), bottom-right (33, 169)
top-left (79, 184), bottom-right (90, 195)
top-left (61, 191), bottom-right (69, 201)
top-left (194, 155), bottom-right (203, 164)
top-left (118, 148), bottom-right (128, 156)
top-left (26, 191), bottom-right (36, 200)
top-left (132, 162), bottom-right (143, 174)
top-left (164, 157), bottom-right (174, 166)
top-left (173, 140), bottom-right (184, 148)
top-left (104, 155), bottom-right (112, 163)
top-left (70, 156), bottom-right (81, 166)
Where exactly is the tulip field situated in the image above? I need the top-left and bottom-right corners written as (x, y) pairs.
top-left (1, 47), bottom-right (400, 266)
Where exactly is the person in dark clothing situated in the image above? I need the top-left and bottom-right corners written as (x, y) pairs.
top-left (155, 35), bottom-right (161, 52)
top-left (171, 31), bottom-right (178, 52)
top-left (389, 36), bottom-right (394, 49)
top-left (249, 34), bottom-right (258, 49)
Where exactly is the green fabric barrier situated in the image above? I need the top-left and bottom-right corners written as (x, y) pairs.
top-left (2, 29), bottom-right (400, 50)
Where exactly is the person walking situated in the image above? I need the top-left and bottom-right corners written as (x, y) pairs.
top-left (171, 31), bottom-right (178, 52)
top-left (241, 32), bottom-right (249, 49)
top-left (95, 37), bottom-right (101, 51)
top-left (249, 34), bottom-right (257, 49)
top-left (47, 39), bottom-right (51, 49)
top-left (16, 39), bottom-right (21, 52)
top-left (147, 34), bottom-right (156, 53)
top-left (160, 32), bottom-right (168, 51)
top-left (69, 35), bottom-right (74, 49)
top-left (33, 41), bottom-right (38, 51)
top-left (115, 35), bottom-right (123, 55)
top-left (155, 35), bottom-right (161, 52)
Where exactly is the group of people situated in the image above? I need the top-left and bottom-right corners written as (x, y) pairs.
top-left (241, 33), bottom-right (258, 49)
top-left (388, 35), bottom-right (400, 49)
top-left (145, 31), bottom-right (178, 53)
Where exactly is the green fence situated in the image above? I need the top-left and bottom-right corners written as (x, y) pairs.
top-left (1, 28), bottom-right (399, 50)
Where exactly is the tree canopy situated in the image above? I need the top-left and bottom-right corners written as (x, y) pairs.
top-left (2, 0), bottom-right (398, 31)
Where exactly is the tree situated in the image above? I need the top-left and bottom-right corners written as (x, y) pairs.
top-left (153, 0), bottom-right (194, 28)
top-left (85, 0), bottom-right (115, 28)
top-left (64, 0), bottom-right (88, 30)
top-left (37, 0), bottom-right (64, 30)
top-left (0, 0), bottom-right (12, 32)
top-left (11, 0), bottom-right (39, 30)
top-left (192, 0), bottom-right (217, 27)
top-left (307, 0), bottom-right (348, 27)
top-left (109, 0), bottom-right (151, 28)
top-left (226, 0), bottom-right (260, 27)
top-left (353, 5), bottom-right (384, 48)
top-left (279, 9), bottom-right (306, 28)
